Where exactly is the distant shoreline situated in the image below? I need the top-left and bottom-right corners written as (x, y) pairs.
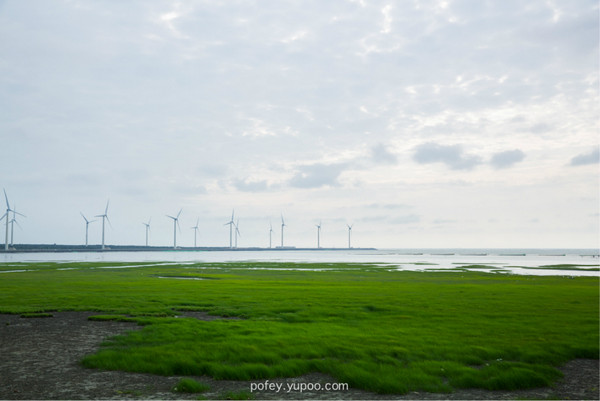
top-left (0, 244), bottom-right (377, 253)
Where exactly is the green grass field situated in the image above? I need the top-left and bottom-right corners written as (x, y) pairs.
top-left (0, 261), bottom-right (598, 394)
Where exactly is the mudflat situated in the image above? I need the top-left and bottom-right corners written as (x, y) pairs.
top-left (0, 312), bottom-right (598, 400)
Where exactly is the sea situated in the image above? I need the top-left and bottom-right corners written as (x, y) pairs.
top-left (1, 248), bottom-right (598, 277)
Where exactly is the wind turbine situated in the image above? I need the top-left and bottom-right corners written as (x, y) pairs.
top-left (224, 210), bottom-right (234, 248)
top-left (9, 206), bottom-right (23, 247)
top-left (316, 221), bottom-right (322, 249)
top-left (80, 212), bottom-right (96, 247)
top-left (234, 219), bottom-right (241, 248)
top-left (166, 209), bottom-right (182, 249)
top-left (347, 224), bottom-right (353, 249)
top-left (280, 214), bottom-right (286, 248)
top-left (2, 189), bottom-right (25, 251)
top-left (191, 218), bottom-right (199, 247)
top-left (269, 222), bottom-right (273, 249)
top-left (142, 218), bottom-right (151, 247)
top-left (95, 200), bottom-right (110, 250)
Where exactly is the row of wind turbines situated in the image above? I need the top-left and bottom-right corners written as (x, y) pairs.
top-left (1, 190), bottom-right (356, 250)
top-left (0, 190), bottom-right (26, 251)
top-left (223, 210), bottom-right (354, 250)
top-left (81, 206), bottom-right (356, 250)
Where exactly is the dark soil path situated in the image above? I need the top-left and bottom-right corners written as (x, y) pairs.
top-left (0, 312), bottom-right (597, 400)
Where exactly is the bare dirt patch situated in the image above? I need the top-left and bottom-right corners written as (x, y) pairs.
top-left (0, 312), bottom-right (597, 400)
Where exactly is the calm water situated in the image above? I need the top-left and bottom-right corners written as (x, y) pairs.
top-left (1, 248), bottom-right (598, 276)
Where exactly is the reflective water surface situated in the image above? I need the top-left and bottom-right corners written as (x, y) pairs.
top-left (2, 248), bottom-right (598, 276)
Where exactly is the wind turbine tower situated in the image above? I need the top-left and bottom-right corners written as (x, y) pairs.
top-left (224, 210), bottom-right (235, 248)
top-left (10, 207), bottom-right (21, 246)
top-left (269, 223), bottom-right (273, 249)
top-left (280, 214), bottom-right (286, 247)
top-left (2, 190), bottom-right (25, 251)
top-left (143, 218), bottom-right (151, 246)
top-left (316, 221), bottom-right (322, 249)
top-left (191, 218), bottom-right (199, 247)
top-left (80, 213), bottom-right (96, 247)
top-left (166, 209), bottom-right (182, 249)
top-left (95, 200), bottom-right (110, 250)
top-left (234, 219), bottom-right (240, 248)
top-left (347, 224), bottom-right (353, 249)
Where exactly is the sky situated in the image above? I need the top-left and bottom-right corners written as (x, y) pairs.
top-left (0, 0), bottom-right (598, 249)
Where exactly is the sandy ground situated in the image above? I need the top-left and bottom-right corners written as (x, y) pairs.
top-left (0, 312), bottom-right (598, 400)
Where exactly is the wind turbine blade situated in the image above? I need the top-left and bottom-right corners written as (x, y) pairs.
top-left (105, 200), bottom-right (110, 215)
top-left (106, 215), bottom-right (112, 229)
top-left (81, 212), bottom-right (89, 223)
top-left (0, 212), bottom-right (6, 222)
top-left (3, 189), bottom-right (9, 209)
top-left (177, 209), bottom-right (182, 219)
top-left (166, 215), bottom-right (175, 220)
top-left (14, 211), bottom-right (26, 218)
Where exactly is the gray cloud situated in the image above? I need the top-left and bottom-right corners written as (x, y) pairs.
top-left (197, 164), bottom-right (229, 178)
top-left (490, 149), bottom-right (525, 169)
top-left (412, 143), bottom-right (483, 170)
top-left (570, 148), bottom-right (599, 166)
top-left (288, 163), bottom-right (347, 188)
top-left (370, 143), bottom-right (397, 165)
top-left (232, 178), bottom-right (270, 192)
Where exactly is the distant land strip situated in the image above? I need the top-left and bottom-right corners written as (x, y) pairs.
top-left (0, 244), bottom-right (377, 253)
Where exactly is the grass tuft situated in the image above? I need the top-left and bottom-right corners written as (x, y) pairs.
top-left (172, 378), bottom-right (210, 393)
top-left (20, 312), bottom-right (53, 318)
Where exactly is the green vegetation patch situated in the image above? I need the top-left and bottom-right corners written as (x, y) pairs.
top-left (20, 312), bottom-right (54, 318)
top-left (0, 261), bottom-right (598, 395)
top-left (453, 264), bottom-right (502, 269)
top-left (518, 264), bottom-right (600, 271)
top-left (172, 378), bottom-right (210, 393)
top-left (88, 315), bottom-right (139, 323)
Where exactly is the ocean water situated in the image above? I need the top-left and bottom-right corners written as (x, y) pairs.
top-left (1, 248), bottom-right (598, 276)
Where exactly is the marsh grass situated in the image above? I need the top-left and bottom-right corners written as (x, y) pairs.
top-left (20, 312), bottom-right (53, 318)
top-left (172, 378), bottom-right (210, 393)
top-left (0, 261), bottom-right (598, 394)
top-left (521, 264), bottom-right (600, 271)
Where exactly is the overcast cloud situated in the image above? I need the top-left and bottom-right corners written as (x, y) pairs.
top-left (0, 0), bottom-right (598, 248)
top-left (570, 148), bottom-right (600, 166)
